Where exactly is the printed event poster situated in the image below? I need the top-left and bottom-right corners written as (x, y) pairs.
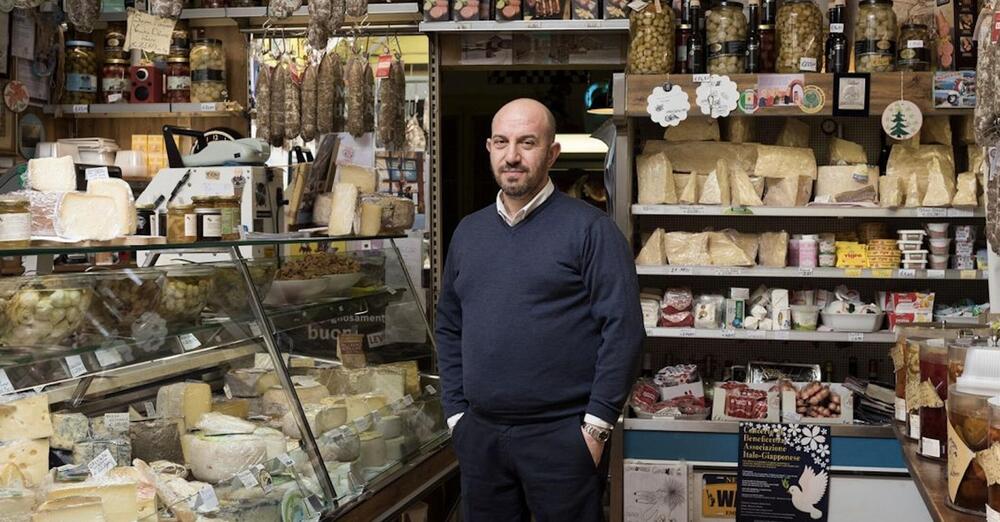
top-left (702, 473), bottom-right (737, 518)
top-left (736, 422), bottom-right (831, 522)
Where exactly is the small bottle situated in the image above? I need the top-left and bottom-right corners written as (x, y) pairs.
top-left (762, 0), bottom-right (775, 24)
top-left (823, 360), bottom-right (835, 382)
top-left (745, 0), bottom-right (762, 72)
top-left (686, 0), bottom-right (706, 73)
top-left (825, 0), bottom-right (848, 73)
top-left (676, 24), bottom-right (693, 73)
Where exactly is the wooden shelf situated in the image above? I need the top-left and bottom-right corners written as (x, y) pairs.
top-left (632, 204), bottom-right (984, 219)
top-left (44, 103), bottom-right (245, 119)
top-left (893, 425), bottom-right (984, 522)
top-left (636, 265), bottom-right (987, 281)
top-left (624, 73), bottom-right (974, 118)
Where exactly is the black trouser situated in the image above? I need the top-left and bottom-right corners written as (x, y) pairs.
top-left (451, 409), bottom-right (610, 522)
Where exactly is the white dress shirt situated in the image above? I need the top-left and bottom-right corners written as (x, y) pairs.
top-left (447, 179), bottom-right (613, 432)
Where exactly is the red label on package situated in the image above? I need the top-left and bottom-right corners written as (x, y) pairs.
top-left (376, 54), bottom-right (392, 78)
top-left (993, 13), bottom-right (1000, 43)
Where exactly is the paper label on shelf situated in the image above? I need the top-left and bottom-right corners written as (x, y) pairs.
top-left (249, 323), bottom-right (261, 337)
top-left (721, 328), bottom-right (737, 338)
top-left (367, 331), bottom-right (386, 348)
top-left (798, 267), bottom-right (813, 276)
top-left (144, 401), bottom-right (156, 417)
top-left (830, 23), bottom-right (844, 33)
top-left (85, 166), bottom-right (109, 180)
top-left (872, 268), bottom-right (893, 278)
top-left (907, 40), bottom-right (924, 48)
top-left (961, 270), bottom-right (979, 279)
top-left (988, 506), bottom-right (1000, 522)
top-left (95, 347), bottom-right (123, 368)
top-left (197, 485), bottom-right (219, 511)
top-left (371, 410), bottom-right (382, 423)
top-left (692, 74), bottom-right (711, 83)
top-left (799, 57), bottom-right (818, 71)
top-left (921, 436), bottom-right (941, 458)
top-left (746, 330), bottom-right (766, 339)
top-left (276, 453), bottom-right (295, 467)
top-left (679, 328), bottom-right (696, 337)
top-left (354, 416), bottom-right (370, 432)
top-left (88, 449), bottom-right (117, 478)
top-left (199, 102), bottom-right (216, 111)
top-left (948, 208), bottom-right (975, 217)
top-left (390, 400), bottom-right (404, 413)
top-left (774, 331), bottom-right (790, 340)
top-left (403, 395), bottom-right (414, 407)
top-left (65, 355), bottom-right (87, 377)
top-left (714, 267), bottom-right (743, 276)
top-left (667, 266), bottom-right (694, 275)
top-left (681, 205), bottom-right (708, 214)
top-left (633, 204), bottom-right (659, 214)
top-left (847, 332), bottom-right (865, 342)
top-left (425, 384), bottom-right (437, 395)
top-left (909, 414), bottom-right (921, 438)
top-left (224, 384), bottom-right (233, 399)
top-left (844, 268), bottom-right (862, 277)
top-left (917, 207), bottom-right (947, 217)
top-left (104, 412), bottom-right (130, 432)
top-left (897, 269), bottom-right (916, 278)
top-left (236, 469), bottom-right (259, 489)
top-left (927, 269), bottom-right (945, 279)
top-left (894, 398), bottom-right (906, 422)
top-left (72, 104), bottom-right (88, 113)
top-left (179, 333), bottom-right (201, 351)
top-left (0, 370), bottom-right (14, 395)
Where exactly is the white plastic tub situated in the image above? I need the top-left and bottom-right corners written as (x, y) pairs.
top-left (791, 305), bottom-right (821, 331)
top-left (929, 238), bottom-right (951, 255)
top-left (821, 312), bottom-right (885, 333)
top-left (926, 223), bottom-right (949, 239)
top-left (898, 230), bottom-right (927, 242)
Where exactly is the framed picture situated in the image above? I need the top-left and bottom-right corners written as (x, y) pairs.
top-left (0, 96), bottom-right (15, 155)
top-left (833, 73), bottom-right (870, 116)
top-left (0, 12), bottom-right (9, 79)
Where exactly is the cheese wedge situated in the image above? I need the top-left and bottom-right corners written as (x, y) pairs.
top-left (54, 193), bottom-right (121, 240)
top-left (637, 152), bottom-right (677, 205)
top-left (327, 182), bottom-right (359, 236)
top-left (87, 178), bottom-right (137, 235)
top-left (28, 156), bottom-right (76, 192)
top-left (678, 170), bottom-right (699, 204)
top-left (31, 495), bottom-right (105, 521)
top-left (337, 165), bottom-right (378, 193)
top-left (156, 382), bottom-right (211, 429)
top-left (0, 394), bottom-right (52, 441)
top-left (635, 228), bottom-right (666, 266)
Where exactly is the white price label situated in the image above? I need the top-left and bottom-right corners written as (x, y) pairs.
top-left (402, 395), bottom-right (414, 407)
top-left (774, 331), bottom-right (790, 340)
top-left (895, 398), bottom-right (907, 422)
top-left (425, 384), bottom-right (437, 395)
top-left (634, 205), bottom-right (658, 213)
top-left (354, 416), bottom-right (370, 432)
top-left (692, 74), bottom-right (711, 83)
top-left (921, 437), bottom-right (941, 458)
top-left (224, 384), bottom-right (233, 399)
top-left (714, 268), bottom-right (743, 276)
top-left (721, 328), bottom-right (737, 338)
top-left (668, 266), bottom-right (694, 275)
top-left (390, 400), bottom-right (404, 413)
top-left (847, 332), bottom-right (865, 342)
top-left (909, 414), bottom-right (921, 438)
top-left (897, 269), bottom-right (916, 278)
top-left (104, 412), bottom-right (130, 432)
top-left (371, 410), bottom-right (382, 423)
top-left (918, 207), bottom-right (948, 218)
top-left (249, 323), bottom-right (261, 337)
top-left (236, 469), bottom-right (259, 489)
top-left (72, 104), bottom-right (88, 113)
top-left (88, 449), bottom-right (117, 478)
top-left (798, 267), bottom-right (814, 276)
top-left (197, 485), bottom-right (219, 511)
top-left (179, 333), bottom-right (201, 351)
top-left (276, 453), bottom-right (295, 467)
top-left (747, 330), bottom-right (767, 339)
top-left (367, 331), bottom-right (386, 348)
top-left (948, 208), bottom-right (975, 217)
top-left (799, 57), bottom-right (818, 71)
top-left (0, 370), bottom-right (14, 395)
top-left (525, 21), bottom-right (541, 28)
top-left (988, 505), bottom-right (1000, 522)
top-left (681, 205), bottom-right (706, 214)
top-left (830, 23), bottom-right (844, 33)
top-left (907, 40), bottom-right (924, 48)
top-left (65, 355), bottom-right (87, 377)
top-left (107, 93), bottom-right (122, 103)
top-left (679, 328), bottom-right (697, 337)
top-left (927, 269), bottom-right (946, 279)
top-left (95, 347), bottom-right (123, 368)
top-left (199, 102), bottom-right (217, 111)
top-left (85, 166), bottom-right (110, 180)
top-left (144, 401), bottom-right (156, 418)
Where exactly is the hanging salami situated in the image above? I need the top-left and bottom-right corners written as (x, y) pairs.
top-left (362, 61), bottom-right (375, 134)
top-left (268, 0), bottom-right (303, 19)
top-left (378, 58), bottom-right (406, 151)
top-left (346, 0), bottom-right (367, 17)
top-left (316, 53), bottom-right (339, 135)
top-left (329, 0), bottom-right (347, 32)
top-left (270, 64), bottom-right (287, 146)
top-left (255, 65), bottom-right (272, 143)
top-left (150, 0), bottom-right (184, 19)
top-left (345, 55), bottom-right (367, 137)
top-left (66, 0), bottom-right (100, 33)
top-left (307, 0), bottom-right (332, 50)
top-left (285, 66), bottom-right (301, 141)
top-left (301, 63), bottom-right (318, 142)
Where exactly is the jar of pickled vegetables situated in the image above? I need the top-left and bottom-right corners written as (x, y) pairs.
top-left (897, 23), bottom-right (932, 71)
top-left (190, 38), bottom-right (227, 102)
top-left (104, 25), bottom-right (126, 60)
top-left (854, 0), bottom-right (897, 72)
top-left (0, 196), bottom-right (30, 248)
top-left (63, 40), bottom-right (98, 105)
top-left (775, 0), bottom-right (822, 72)
top-left (918, 340), bottom-right (948, 460)
top-left (986, 398), bottom-right (1000, 519)
top-left (218, 196), bottom-right (240, 240)
top-left (706, 1), bottom-right (747, 74)
top-left (167, 203), bottom-right (197, 244)
top-left (166, 56), bottom-right (191, 103)
top-left (626, 0), bottom-right (677, 74)
top-left (101, 58), bottom-right (129, 104)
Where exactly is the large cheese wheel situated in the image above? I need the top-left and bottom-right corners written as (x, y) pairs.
top-left (156, 383), bottom-right (211, 429)
top-left (358, 431), bottom-right (387, 468)
top-left (281, 404), bottom-right (347, 439)
top-left (262, 383), bottom-right (330, 417)
top-left (181, 433), bottom-right (267, 483)
top-left (345, 393), bottom-right (387, 422)
top-left (45, 481), bottom-right (139, 522)
top-left (318, 430), bottom-right (360, 462)
top-left (0, 394), bottom-right (52, 441)
top-left (375, 415), bottom-right (403, 440)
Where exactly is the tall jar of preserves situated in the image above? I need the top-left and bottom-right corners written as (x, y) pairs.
top-left (626, 0), bottom-right (677, 74)
top-left (190, 38), bottom-right (227, 102)
top-left (101, 58), bottom-right (129, 104)
top-left (104, 25), bottom-right (126, 60)
top-left (707, 1), bottom-right (747, 74)
top-left (0, 196), bottom-right (30, 248)
top-left (166, 56), bottom-right (191, 103)
top-left (63, 40), bottom-right (98, 105)
top-left (854, 0), bottom-right (897, 72)
top-left (775, 0), bottom-right (823, 72)
top-left (167, 203), bottom-right (197, 244)
top-left (217, 196), bottom-right (240, 240)
top-left (897, 23), bottom-right (932, 71)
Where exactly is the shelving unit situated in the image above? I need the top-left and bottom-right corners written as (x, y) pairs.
top-left (99, 3), bottom-right (421, 24)
top-left (644, 327), bottom-right (898, 343)
top-left (43, 102), bottom-right (245, 119)
top-left (419, 18), bottom-right (629, 32)
top-left (631, 204), bottom-right (983, 218)
top-left (636, 265), bottom-right (987, 280)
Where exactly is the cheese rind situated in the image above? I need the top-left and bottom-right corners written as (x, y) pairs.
top-left (358, 431), bottom-right (387, 468)
top-left (313, 192), bottom-right (334, 226)
top-left (54, 193), bottom-right (122, 240)
top-left (346, 393), bottom-right (388, 422)
top-left (212, 398), bottom-right (250, 419)
top-left (0, 439), bottom-right (48, 487)
top-left (129, 418), bottom-right (184, 463)
top-left (50, 412), bottom-right (90, 450)
top-left (31, 495), bottom-right (105, 522)
top-left (45, 482), bottom-right (138, 522)
top-left (0, 394), bottom-right (53, 441)
top-left (156, 382), bottom-right (211, 428)
top-left (327, 183), bottom-right (359, 236)
top-left (86, 178), bottom-right (137, 235)
top-left (194, 412), bottom-right (256, 435)
top-left (181, 433), bottom-right (268, 483)
top-left (27, 156), bottom-right (77, 192)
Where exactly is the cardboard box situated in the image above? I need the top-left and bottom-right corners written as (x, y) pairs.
top-left (935, 0), bottom-right (978, 70)
top-left (523, 0), bottom-right (564, 19)
top-left (711, 383), bottom-right (780, 423)
top-left (452, 0), bottom-right (491, 20)
top-left (781, 382), bottom-right (854, 424)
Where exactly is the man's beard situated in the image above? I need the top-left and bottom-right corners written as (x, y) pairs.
top-left (495, 167), bottom-right (535, 198)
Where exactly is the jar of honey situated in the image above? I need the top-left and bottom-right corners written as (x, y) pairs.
top-left (167, 203), bottom-right (196, 244)
top-left (918, 340), bottom-right (948, 459)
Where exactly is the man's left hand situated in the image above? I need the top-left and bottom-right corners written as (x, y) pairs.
top-left (581, 427), bottom-right (604, 467)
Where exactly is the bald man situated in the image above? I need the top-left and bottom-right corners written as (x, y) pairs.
top-left (435, 98), bottom-right (643, 521)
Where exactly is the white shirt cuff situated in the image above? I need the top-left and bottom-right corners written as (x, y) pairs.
top-left (584, 414), bottom-right (613, 430)
top-left (447, 412), bottom-right (464, 431)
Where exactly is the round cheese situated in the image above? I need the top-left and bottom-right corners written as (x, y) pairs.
top-left (358, 431), bottom-right (387, 469)
top-left (262, 383), bottom-right (330, 417)
top-left (375, 415), bottom-right (403, 440)
top-left (224, 368), bottom-right (274, 398)
top-left (318, 431), bottom-right (360, 462)
top-left (385, 436), bottom-right (406, 462)
top-left (181, 433), bottom-right (267, 483)
top-left (281, 404), bottom-right (347, 439)
top-left (345, 393), bottom-right (387, 422)
top-left (253, 427), bottom-right (288, 460)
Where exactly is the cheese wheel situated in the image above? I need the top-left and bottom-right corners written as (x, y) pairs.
top-left (0, 439), bottom-right (48, 487)
top-left (181, 433), bottom-right (267, 483)
top-left (262, 383), bottom-right (330, 416)
top-left (318, 430), bottom-right (360, 462)
top-left (156, 383), bottom-right (211, 429)
top-left (281, 404), bottom-right (347, 438)
top-left (375, 415), bottom-right (403, 439)
top-left (224, 368), bottom-right (275, 398)
top-left (385, 435), bottom-right (406, 462)
top-left (345, 393), bottom-right (387, 422)
top-left (358, 431), bottom-right (387, 469)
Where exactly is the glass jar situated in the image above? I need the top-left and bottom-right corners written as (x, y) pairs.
top-left (196, 208), bottom-right (223, 241)
top-left (758, 24), bottom-right (776, 72)
top-left (918, 340), bottom-right (948, 460)
top-left (104, 25), bottom-right (126, 60)
top-left (166, 56), bottom-right (191, 103)
top-left (190, 39), bottom-right (227, 102)
top-left (101, 58), bottom-right (129, 104)
top-left (626, 1), bottom-right (677, 74)
top-left (948, 386), bottom-right (991, 515)
top-left (854, 0), bottom-right (897, 72)
top-left (63, 40), bottom-right (98, 105)
top-left (950, 340), bottom-right (970, 387)
top-left (167, 203), bottom-right (196, 244)
top-left (988, 398), bottom-right (1000, 519)
top-left (217, 196), bottom-right (240, 240)
top-left (171, 26), bottom-right (191, 56)
top-left (775, 0), bottom-right (823, 72)
top-left (675, 24), bottom-right (692, 73)
top-left (905, 338), bottom-right (923, 439)
top-left (897, 23), bottom-right (932, 71)
top-left (706, 1), bottom-right (747, 74)
top-left (0, 196), bottom-right (30, 248)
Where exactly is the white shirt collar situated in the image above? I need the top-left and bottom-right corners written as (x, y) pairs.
top-left (496, 179), bottom-right (555, 227)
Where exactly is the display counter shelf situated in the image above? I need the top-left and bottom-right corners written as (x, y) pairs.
top-left (625, 417), bottom-right (895, 438)
top-left (419, 19), bottom-right (629, 32)
top-left (631, 204), bottom-right (984, 219)
top-left (893, 425), bottom-right (982, 522)
top-left (100, 3), bottom-right (420, 23)
top-left (637, 265), bottom-right (987, 280)
top-left (644, 327), bottom-right (898, 343)
top-left (43, 102), bottom-right (245, 119)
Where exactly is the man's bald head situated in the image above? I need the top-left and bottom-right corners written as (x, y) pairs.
top-left (487, 98), bottom-right (561, 203)
top-left (492, 98), bottom-right (557, 144)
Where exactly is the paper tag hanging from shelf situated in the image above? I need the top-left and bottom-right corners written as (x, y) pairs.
top-left (695, 74), bottom-right (739, 118)
top-left (646, 83), bottom-right (690, 127)
top-left (881, 99), bottom-right (922, 141)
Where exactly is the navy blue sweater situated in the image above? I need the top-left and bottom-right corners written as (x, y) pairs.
top-left (435, 190), bottom-right (643, 425)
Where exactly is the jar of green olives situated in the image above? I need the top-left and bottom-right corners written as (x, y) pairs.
top-left (190, 38), bottom-right (227, 102)
top-left (63, 40), bottom-right (98, 105)
top-left (626, 0), bottom-right (677, 74)
top-left (775, 0), bottom-right (823, 72)
top-left (707, 0), bottom-right (747, 74)
top-left (854, 0), bottom-right (897, 72)
top-left (897, 23), bottom-right (931, 71)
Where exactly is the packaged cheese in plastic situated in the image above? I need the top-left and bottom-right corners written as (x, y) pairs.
top-left (922, 157), bottom-right (956, 207)
top-left (664, 232), bottom-right (711, 265)
top-left (758, 231), bottom-right (789, 267)
top-left (903, 172), bottom-right (923, 208)
top-left (735, 232), bottom-right (759, 262)
top-left (723, 117), bottom-right (753, 143)
top-left (731, 169), bottom-right (764, 206)
top-left (958, 115), bottom-right (976, 145)
top-left (775, 119), bottom-right (810, 148)
top-left (699, 160), bottom-right (731, 206)
top-left (708, 230), bottom-right (755, 266)
top-left (636, 228), bottom-right (666, 265)
top-left (10, 190), bottom-right (59, 236)
top-left (815, 166), bottom-right (878, 204)
top-left (55, 193), bottom-right (124, 240)
top-left (920, 116), bottom-right (952, 145)
top-left (637, 152), bottom-right (677, 205)
top-left (754, 145), bottom-right (817, 180)
top-left (886, 144), bottom-right (955, 194)
top-left (952, 172), bottom-right (979, 207)
top-left (644, 141), bottom-right (758, 176)
top-left (763, 176), bottom-right (798, 207)
top-left (879, 176), bottom-right (903, 208)
top-left (678, 171), bottom-right (700, 204)
top-left (664, 118), bottom-right (719, 142)
top-left (796, 176), bottom-right (813, 206)
top-left (829, 137), bottom-right (867, 165)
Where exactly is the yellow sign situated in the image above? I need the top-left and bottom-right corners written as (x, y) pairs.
top-left (871, 268), bottom-right (893, 278)
top-left (124, 9), bottom-right (176, 55)
top-left (702, 474), bottom-right (737, 518)
top-left (844, 268), bottom-right (863, 277)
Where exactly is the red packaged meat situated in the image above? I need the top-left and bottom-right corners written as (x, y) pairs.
top-left (661, 287), bottom-right (693, 314)
top-left (659, 311), bottom-right (694, 327)
top-left (629, 380), bottom-right (661, 413)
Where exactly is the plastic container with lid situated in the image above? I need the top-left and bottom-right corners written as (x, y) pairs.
top-left (63, 40), bottom-right (98, 105)
top-left (627, 0), bottom-right (677, 74)
top-left (987, 397), bottom-right (1000, 518)
top-left (775, 0), bottom-right (823, 72)
top-left (854, 0), bottom-right (897, 72)
top-left (706, 0), bottom-right (747, 74)
top-left (918, 340), bottom-right (948, 459)
top-left (897, 23), bottom-right (932, 71)
top-left (0, 274), bottom-right (95, 350)
top-left (167, 203), bottom-right (196, 244)
top-left (926, 222), bottom-right (949, 238)
top-left (930, 238), bottom-right (951, 255)
top-left (0, 196), bottom-right (30, 247)
top-left (930, 254), bottom-right (949, 269)
top-left (101, 58), bottom-right (130, 104)
top-left (156, 264), bottom-right (216, 325)
top-left (898, 229), bottom-right (927, 242)
top-left (166, 56), bottom-right (191, 103)
top-left (190, 39), bottom-right (227, 102)
top-left (903, 250), bottom-right (929, 262)
top-left (897, 240), bottom-right (924, 251)
top-left (902, 260), bottom-right (928, 270)
top-left (85, 268), bottom-right (165, 339)
top-left (791, 304), bottom-right (820, 330)
top-left (947, 345), bottom-right (1000, 514)
top-left (798, 236), bottom-right (818, 267)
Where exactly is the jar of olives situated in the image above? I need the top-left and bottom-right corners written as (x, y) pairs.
top-left (63, 40), bottom-right (98, 105)
top-left (626, 0), bottom-right (677, 74)
top-left (104, 25), bottom-right (126, 60)
top-left (854, 0), bottom-right (897, 72)
top-left (166, 56), bottom-right (191, 103)
top-left (101, 58), bottom-right (129, 104)
top-left (171, 26), bottom-right (191, 56)
top-left (190, 38), bottom-right (227, 102)
top-left (775, 0), bottom-right (823, 72)
top-left (706, 0), bottom-right (747, 74)
top-left (897, 23), bottom-right (932, 71)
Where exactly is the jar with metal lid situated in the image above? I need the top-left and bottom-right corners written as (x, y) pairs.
top-left (897, 23), bottom-right (932, 71)
top-left (190, 39), bottom-right (227, 102)
top-left (196, 208), bottom-right (223, 241)
top-left (626, 0), bottom-right (677, 74)
top-left (104, 25), bottom-right (126, 60)
top-left (706, 0), bottom-right (747, 74)
top-left (217, 196), bottom-right (240, 240)
top-left (854, 0), bottom-right (897, 72)
top-left (167, 203), bottom-right (197, 244)
top-left (166, 56), bottom-right (191, 103)
top-left (101, 58), bottom-right (130, 104)
top-left (775, 0), bottom-right (823, 72)
top-left (63, 40), bottom-right (98, 105)
top-left (136, 203), bottom-right (155, 236)
top-left (171, 26), bottom-right (191, 55)
top-left (0, 197), bottom-right (30, 247)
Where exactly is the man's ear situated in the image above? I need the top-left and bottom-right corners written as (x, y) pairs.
top-left (485, 138), bottom-right (492, 153)
top-left (547, 141), bottom-right (561, 168)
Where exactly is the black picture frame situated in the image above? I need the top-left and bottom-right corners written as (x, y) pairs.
top-left (0, 12), bottom-right (10, 79)
top-left (833, 73), bottom-right (870, 116)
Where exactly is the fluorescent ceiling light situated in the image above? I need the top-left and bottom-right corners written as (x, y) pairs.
top-left (554, 134), bottom-right (609, 154)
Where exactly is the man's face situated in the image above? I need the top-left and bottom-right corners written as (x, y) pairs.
top-left (487, 109), bottom-right (560, 199)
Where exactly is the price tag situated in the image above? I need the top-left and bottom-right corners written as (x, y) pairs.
top-left (774, 331), bottom-right (790, 340)
top-left (633, 204), bottom-right (658, 214)
top-left (85, 166), bottom-right (110, 180)
top-left (909, 414), bottom-right (921, 438)
top-left (907, 40), bottom-right (924, 48)
top-left (525, 21), bottom-right (541, 28)
top-left (747, 330), bottom-right (767, 339)
top-left (65, 355), bottom-right (87, 377)
top-left (0, 370), bottom-right (15, 395)
top-left (714, 268), bottom-right (743, 276)
top-left (199, 102), bottom-right (217, 111)
top-left (921, 437), bottom-right (941, 458)
top-left (927, 269), bottom-right (946, 279)
top-left (586, 21), bottom-right (600, 28)
top-left (645, 328), bottom-right (654, 336)
top-left (95, 347), bottom-right (123, 368)
top-left (960, 269), bottom-right (979, 279)
top-left (107, 93), bottom-right (123, 103)
top-left (918, 207), bottom-right (948, 218)
top-left (390, 400), bottom-right (404, 413)
top-left (425, 384), bottom-right (437, 395)
top-left (276, 453), bottom-right (295, 467)
top-left (721, 328), bottom-right (737, 338)
top-left (367, 331), bottom-right (386, 348)
top-left (179, 333), bottom-right (201, 351)
top-left (144, 401), bottom-right (156, 417)
top-left (897, 269), bottom-right (916, 278)
top-left (798, 267), bottom-right (814, 276)
top-left (847, 332), bottom-right (865, 342)
top-left (371, 410), bottom-right (382, 423)
top-left (236, 469), bottom-right (259, 489)
top-left (948, 208), bottom-right (975, 217)
top-left (88, 450), bottom-right (117, 478)
top-left (224, 384), bottom-right (233, 399)
top-left (799, 57), bottom-right (817, 71)
top-left (249, 323), bottom-right (262, 337)
top-left (668, 266), bottom-right (694, 275)
top-left (104, 412), bottom-right (130, 432)
top-left (402, 395), bottom-right (414, 407)
top-left (72, 104), bottom-right (88, 113)
top-left (872, 268), bottom-right (893, 278)
top-left (692, 74), bottom-right (711, 83)
top-left (844, 268), bottom-right (862, 277)
top-left (681, 205), bottom-right (706, 214)
top-left (679, 328), bottom-right (697, 337)
top-left (830, 23), bottom-right (845, 33)
top-left (197, 485), bottom-right (219, 511)
top-left (354, 416), bottom-right (371, 432)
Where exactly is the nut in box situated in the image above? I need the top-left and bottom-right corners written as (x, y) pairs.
top-left (156, 264), bottom-right (215, 325)
top-left (0, 274), bottom-right (94, 350)
top-left (781, 381), bottom-right (854, 424)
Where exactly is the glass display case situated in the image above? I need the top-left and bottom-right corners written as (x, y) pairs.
top-left (0, 235), bottom-right (447, 520)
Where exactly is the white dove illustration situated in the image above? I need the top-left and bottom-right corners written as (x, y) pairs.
top-left (787, 466), bottom-right (828, 519)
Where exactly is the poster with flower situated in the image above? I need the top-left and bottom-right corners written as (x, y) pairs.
top-left (736, 422), bottom-right (831, 522)
top-left (623, 459), bottom-right (688, 522)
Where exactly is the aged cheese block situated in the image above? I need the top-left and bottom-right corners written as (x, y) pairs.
top-left (90, 415), bottom-right (128, 440)
top-left (253, 427), bottom-right (287, 459)
top-left (0, 394), bottom-right (52, 441)
top-left (87, 178), bottom-right (137, 234)
top-left (664, 231), bottom-right (711, 266)
top-left (384, 436), bottom-right (407, 462)
top-left (775, 118), bottom-right (810, 148)
top-left (156, 382), bottom-right (211, 428)
top-left (0, 488), bottom-right (35, 520)
top-left (663, 118), bottom-right (720, 142)
top-left (346, 393), bottom-right (388, 422)
top-left (73, 439), bottom-right (130, 468)
top-left (382, 361), bottom-right (421, 397)
top-left (636, 152), bottom-right (677, 205)
top-left (262, 381), bottom-right (331, 416)
top-left (281, 403), bottom-right (348, 438)
top-left (45, 481), bottom-right (138, 522)
top-left (922, 157), bottom-right (957, 207)
top-left (327, 183), bottom-right (359, 236)
top-left (763, 176), bottom-right (799, 207)
top-left (357, 200), bottom-right (383, 236)
top-left (678, 169), bottom-right (699, 204)
top-left (754, 145), bottom-right (817, 180)
top-left (224, 368), bottom-right (275, 398)
top-left (699, 160), bottom-right (731, 206)
top-left (730, 169), bottom-right (764, 206)
top-left (361, 367), bottom-right (406, 402)
top-left (194, 412), bottom-right (256, 435)
top-left (815, 165), bottom-right (878, 203)
top-left (829, 137), bottom-right (867, 165)
top-left (55, 193), bottom-right (122, 241)
top-left (375, 415), bottom-right (403, 439)
top-left (358, 431), bottom-right (387, 468)
top-left (886, 144), bottom-right (955, 194)
top-left (181, 433), bottom-right (268, 483)
top-left (106, 467), bottom-right (156, 520)
top-left (0, 439), bottom-right (48, 487)
top-left (337, 165), bottom-right (378, 194)
top-left (356, 194), bottom-right (415, 234)
top-left (212, 397), bottom-right (251, 419)
top-left (27, 156), bottom-right (76, 192)
top-left (319, 430), bottom-right (361, 462)
top-left (31, 495), bottom-right (105, 521)
top-left (129, 418), bottom-right (184, 464)
top-left (313, 192), bottom-right (334, 226)
top-left (643, 141), bottom-right (758, 176)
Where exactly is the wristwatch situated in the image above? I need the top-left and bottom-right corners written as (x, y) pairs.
top-left (582, 422), bottom-right (612, 443)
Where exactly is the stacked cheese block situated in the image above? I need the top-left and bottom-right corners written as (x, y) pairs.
top-left (316, 164), bottom-right (416, 237)
top-left (14, 156), bottom-right (138, 241)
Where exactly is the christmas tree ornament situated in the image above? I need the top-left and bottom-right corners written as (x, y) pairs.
top-left (881, 99), bottom-right (922, 141)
